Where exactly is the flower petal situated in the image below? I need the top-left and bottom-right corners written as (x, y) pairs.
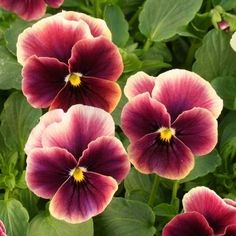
top-left (17, 15), bottom-right (92, 65)
top-left (172, 107), bottom-right (218, 156)
top-left (26, 147), bottom-right (77, 199)
top-left (128, 133), bottom-right (194, 180)
top-left (49, 172), bottom-right (117, 223)
top-left (57, 11), bottom-right (111, 39)
top-left (24, 109), bottom-right (64, 155)
top-left (50, 76), bottom-right (121, 112)
top-left (124, 71), bottom-right (155, 100)
top-left (78, 136), bottom-right (130, 183)
top-left (0, 0), bottom-right (46, 21)
top-left (152, 69), bottom-right (223, 120)
top-left (224, 199), bottom-right (236, 208)
top-left (183, 186), bottom-right (236, 235)
top-left (68, 37), bottom-right (123, 81)
top-left (42, 104), bottom-right (115, 160)
top-left (22, 56), bottom-right (68, 108)
top-left (162, 212), bottom-right (214, 236)
top-left (221, 225), bottom-right (236, 236)
top-left (45, 0), bottom-right (64, 8)
top-left (121, 93), bottom-right (170, 143)
top-left (0, 221), bottom-right (6, 236)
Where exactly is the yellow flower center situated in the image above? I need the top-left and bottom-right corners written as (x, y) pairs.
top-left (66, 73), bottom-right (82, 87)
top-left (158, 127), bottom-right (175, 143)
top-left (71, 167), bottom-right (85, 182)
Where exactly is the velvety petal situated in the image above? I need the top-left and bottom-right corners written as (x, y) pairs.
top-left (17, 16), bottom-right (92, 65)
top-left (45, 0), bottom-right (64, 7)
top-left (0, 0), bottom-right (46, 21)
top-left (124, 71), bottom-right (155, 100)
top-left (128, 133), bottom-right (194, 180)
top-left (224, 198), bottom-right (236, 208)
top-left (0, 221), bottom-right (6, 236)
top-left (26, 147), bottom-right (77, 199)
top-left (152, 69), bottom-right (223, 120)
top-left (162, 212), bottom-right (214, 236)
top-left (121, 93), bottom-right (170, 143)
top-left (50, 76), bottom-right (121, 112)
top-left (78, 136), bottom-right (130, 183)
top-left (57, 11), bottom-right (111, 39)
top-left (220, 225), bottom-right (236, 236)
top-left (172, 107), bottom-right (218, 156)
top-left (183, 186), bottom-right (236, 235)
top-left (24, 109), bottom-right (64, 155)
top-left (42, 104), bottom-right (115, 159)
top-left (68, 37), bottom-right (123, 81)
top-left (49, 172), bottom-right (117, 223)
top-left (22, 56), bottom-right (68, 108)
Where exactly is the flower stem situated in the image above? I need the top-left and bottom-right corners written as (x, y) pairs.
top-left (94, 0), bottom-right (101, 18)
top-left (143, 38), bottom-right (153, 51)
top-left (148, 175), bottom-right (160, 207)
top-left (4, 189), bottom-right (9, 202)
top-left (171, 180), bottom-right (179, 205)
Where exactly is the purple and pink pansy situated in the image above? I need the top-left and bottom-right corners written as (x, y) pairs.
top-left (121, 69), bottom-right (223, 180)
top-left (17, 11), bottom-right (123, 112)
top-left (25, 104), bottom-right (130, 223)
top-left (0, 0), bottom-right (64, 21)
top-left (163, 186), bottom-right (236, 236)
top-left (0, 221), bottom-right (6, 236)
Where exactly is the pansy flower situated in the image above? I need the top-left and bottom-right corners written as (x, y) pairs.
top-left (0, 0), bottom-right (64, 21)
top-left (0, 221), bottom-right (6, 236)
top-left (25, 104), bottom-right (130, 223)
top-left (121, 69), bottom-right (223, 179)
top-left (17, 12), bottom-right (123, 112)
top-left (163, 186), bottom-right (236, 236)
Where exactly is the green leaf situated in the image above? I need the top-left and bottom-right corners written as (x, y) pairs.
top-left (4, 18), bottom-right (32, 55)
top-left (212, 0), bottom-right (236, 11)
top-left (180, 149), bottom-right (222, 183)
top-left (0, 199), bottom-right (29, 236)
top-left (0, 46), bottom-right (21, 90)
top-left (193, 29), bottom-right (236, 81)
top-left (0, 92), bottom-right (42, 153)
top-left (139, 0), bottom-right (203, 42)
top-left (94, 198), bottom-right (156, 236)
top-left (104, 5), bottom-right (129, 47)
top-left (28, 212), bottom-right (93, 236)
top-left (153, 203), bottom-right (178, 217)
top-left (211, 76), bottom-right (236, 110)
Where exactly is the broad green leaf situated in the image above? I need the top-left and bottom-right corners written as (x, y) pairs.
top-left (104, 5), bottom-right (129, 47)
top-left (139, 0), bottom-right (203, 42)
top-left (212, 76), bottom-right (236, 110)
top-left (212, 0), bottom-right (236, 11)
top-left (0, 46), bottom-right (21, 90)
top-left (28, 212), bottom-right (93, 236)
top-left (5, 18), bottom-right (32, 55)
top-left (193, 29), bottom-right (236, 81)
top-left (0, 199), bottom-right (29, 236)
top-left (0, 92), bottom-right (42, 153)
top-left (140, 59), bottom-right (171, 74)
top-left (94, 198), bottom-right (156, 236)
top-left (180, 149), bottom-right (222, 183)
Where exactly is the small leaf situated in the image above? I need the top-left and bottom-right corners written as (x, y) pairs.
top-left (0, 46), bottom-right (22, 90)
top-left (139, 0), bottom-right (203, 42)
top-left (94, 198), bottom-right (156, 236)
top-left (28, 212), bottom-right (93, 236)
top-left (0, 199), bottom-right (29, 236)
top-left (0, 92), bottom-right (42, 153)
top-left (193, 29), bottom-right (236, 81)
top-left (104, 5), bottom-right (129, 47)
top-left (180, 149), bottom-right (221, 183)
top-left (211, 76), bottom-right (236, 110)
top-left (153, 203), bottom-right (178, 217)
